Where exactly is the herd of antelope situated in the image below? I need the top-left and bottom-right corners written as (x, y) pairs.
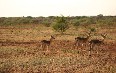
top-left (40, 32), bottom-right (107, 55)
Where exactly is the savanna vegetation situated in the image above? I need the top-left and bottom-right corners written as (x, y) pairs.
top-left (0, 14), bottom-right (116, 27)
top-left (0, 14), bottom-right (116, 73)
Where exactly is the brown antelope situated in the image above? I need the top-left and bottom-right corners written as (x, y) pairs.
top-left (74, 32), bottom-right (91, 48)
top-left (89, 34), bottom-right (107, 56)
top-left (41, 35), bottom-right (55, 51)
top-left (89, 34), bottom-right (107, 49)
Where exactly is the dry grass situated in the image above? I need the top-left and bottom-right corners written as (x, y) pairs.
top-left (0, 25), bottom-right (116, 73)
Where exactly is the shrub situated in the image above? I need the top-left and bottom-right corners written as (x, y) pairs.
top-left (43, 21), bottom-right (51, 27)
top-left (73, 21), bottom-right (80, 27)
top-left (52, 15), bottom-right (69, 34)
top-left (53, 23), bottom-right (69, 34)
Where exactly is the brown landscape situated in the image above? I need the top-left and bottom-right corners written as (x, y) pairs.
top-left (0, 16), bottom-right (116, 73)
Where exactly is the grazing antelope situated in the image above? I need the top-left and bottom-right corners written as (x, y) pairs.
top-left (74, 32), bottom-right (91, 48)
top-left (89, 34), bottom-right (107, 49)
top-left (41, 35), bottom-right (55, 51)
top-left (89, 34), bottom-right (107, 56)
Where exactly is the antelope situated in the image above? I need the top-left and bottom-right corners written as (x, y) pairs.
top-left (89, 34), bottom-right (107, 49)
top-left (41, 35), bottom-right (55, 51)
top-left (89, 34), bottom-right (107, 56)
top-left (74, 32), bottom-right (91, 48)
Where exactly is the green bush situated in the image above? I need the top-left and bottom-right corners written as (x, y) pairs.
top-left (0, 15), bottom-right (116, 27)
top-left (73, 21), bottom-right (80, 26)
top-left (43, 21), bottom-right (51, 27)
top-left (52, 15), bottom-right (69, 34)
top-left (53, 22), bottom-right (69, 34)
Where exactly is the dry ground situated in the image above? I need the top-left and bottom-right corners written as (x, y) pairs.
top-left (0, 24), bottom-right (116, 73)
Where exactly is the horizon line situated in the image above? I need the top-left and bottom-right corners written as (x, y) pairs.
top-left (0, 15), bottom-right (116, 17)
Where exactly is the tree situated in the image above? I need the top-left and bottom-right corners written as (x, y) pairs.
top-left (97, 14), bottom-right (103, 20)
top-left (97, 14), bottom-right (103, 18)
top-left (52, 15), bottom-right (69, 34)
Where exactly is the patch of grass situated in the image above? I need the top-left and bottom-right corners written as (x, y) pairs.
top-left (0, 60), bottom-right (13, 73)
top-left (61, 48), bottom-right (79, 54)
top-left (0, 47), bottom-right (26, 54)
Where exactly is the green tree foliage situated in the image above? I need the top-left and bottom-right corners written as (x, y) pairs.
top-left (0, 15), bottom-right (116, 27)
top-left (97, 14), bottom-right (103, 18)
top-left (52, 15), bottom-right (69, 34)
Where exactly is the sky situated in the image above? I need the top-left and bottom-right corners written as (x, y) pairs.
top-left (0, 0), bottom-right (116, 17)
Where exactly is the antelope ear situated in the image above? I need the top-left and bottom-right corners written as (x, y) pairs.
top-left (51, 35), bottom-right (55, 38)
top-left (101, 33), bottom-right (107, 37)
